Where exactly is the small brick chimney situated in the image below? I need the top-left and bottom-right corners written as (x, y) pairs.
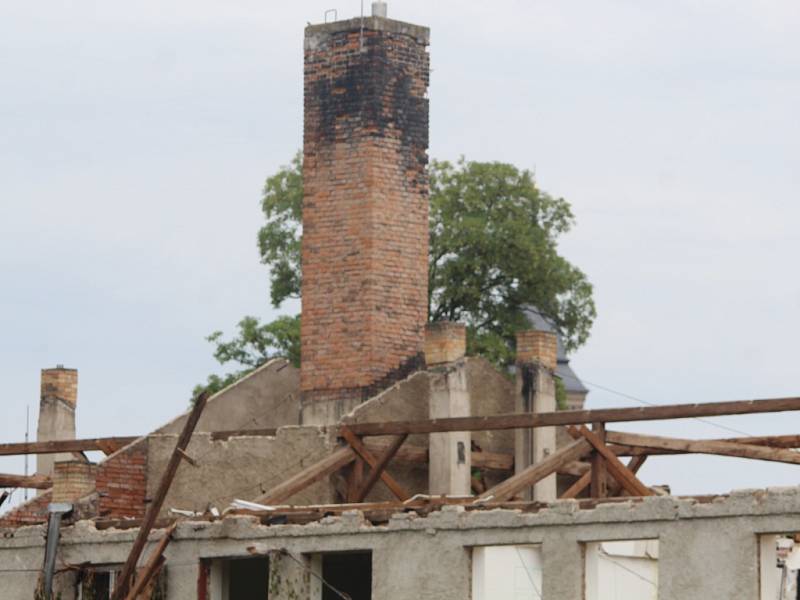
top-left (51, 460), bottom-right (97, 503)
top-left (37, 366), bottom-right (78, 479)
top-left (300, 15), bottom-right (431, 423)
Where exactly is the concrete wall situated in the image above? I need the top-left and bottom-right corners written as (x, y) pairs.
top-left (158, 358), bottom-right (300, 435)
top-left (3, 487), bottom-right (800, 600)
top-left (147, 427), bottom-right (337, 517)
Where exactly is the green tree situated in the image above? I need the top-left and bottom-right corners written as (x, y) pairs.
top-left (198, 153), bottom-right (595, 394)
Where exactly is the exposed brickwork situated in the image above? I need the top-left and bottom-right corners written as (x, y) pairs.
top-left (52, 460), bottom-right (97, 503)
top-left (0, 491), bottom-right (51, 528)
top-left (516, 330), bottom-right (558, 371)
top-left (301, 17), bottom-right (430, 408)
top-left (425, 322), bottom-right (466, 365)
top-left (96, 438), bottom-right (148, 519)
top-left (41, 366), bottom-right (78, 407)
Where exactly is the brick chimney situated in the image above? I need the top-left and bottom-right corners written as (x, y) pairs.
top-left (37, 366), bottom-right (78, 479)
top-left (300, 15), bottom-right (431, 423)
top-left (51, 460), bottom-right (97, 503)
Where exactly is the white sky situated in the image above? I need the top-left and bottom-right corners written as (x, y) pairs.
top-left (1, 0), bottom-right (799, 506)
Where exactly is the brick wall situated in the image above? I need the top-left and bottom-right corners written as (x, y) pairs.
top-left (300, 17), bottom-right (431, 408)
top-left (0, 491), bottom-right (51, 527)
top-left (96, 438), bottom-right (148, 519)
top-left (52, 460), bottom-right (97, 503)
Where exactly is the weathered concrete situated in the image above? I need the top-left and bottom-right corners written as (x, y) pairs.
top-left (147, 427), bottom-right (337, 516)
top-left (158, 358), bottom-right (300, 434)
top-left (428, 361), bottom-right (471, 496)
top-left (516, 362), bottom-right (557, 502)
top-left (3, 487), bottom-right (800, 600)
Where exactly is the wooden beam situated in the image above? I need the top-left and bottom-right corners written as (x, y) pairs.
top-left (254, 446), bottom-right (357, 505)
top-left (340, 427), bottom-right (410, 501)
top-left (345, 458), bottom-right (364, 503)
top-left (176, 448), bottom-right (198, 468)
top-left (606, 431), bottom-right (800, 465)
top-left (0, 437), bottom-right (138, 457)
top-left (568, 426), bottom-right (653, 497)
top-left (478, 438), bottom-right (593, 502)
top-left (590, 423), bottom-right (607, 499)
top-left (123, 522), bottom-right (177, 600)
top-left (609, 455), bottom-right (648, 497)
top-left (111, 391), bottom-right (209, 600)
top-left (344, 397), bottom-right (800, 437)
top-left (354, 435), bottom-right (408, 503)
top-left (364, 441), bottom-right (514, 472)
top-left (0, 473), bottom-right (52, 490)
top-left (0, 491), bottom-right (8, 507)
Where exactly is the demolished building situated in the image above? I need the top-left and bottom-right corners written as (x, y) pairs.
top-left (3, 6), bottom-right (800, 600)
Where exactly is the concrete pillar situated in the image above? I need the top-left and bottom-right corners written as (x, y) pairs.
top-left (515, 330), bottom-right (558, 502)
top-left (37, 366), bottom-right (78, 479)
top-left (425, 322), bottom-right (471, 496)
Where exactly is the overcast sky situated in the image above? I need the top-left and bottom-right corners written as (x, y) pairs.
top-left (2, 0), bottom-right (799, 506)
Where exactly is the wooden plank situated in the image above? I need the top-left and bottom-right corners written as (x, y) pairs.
top-left (354, 435), bottom-right (408, 503)
top-left (606, 431), bottom-right (800, 465)
top-left (0, 473), bottom-right (52, 490)
top-left (590, 423), bottom-right (607, 499)
top-left (340, 427), bottom-right (410, 501)
top-left (364, 441), bottom-right (514, 472)
top-left (569, 426), bottom-right (652, 497)
top-left (346, 458), bottom-right (364, 503)
top-left (0, 437), bottom-right (138, 457)
top-left (0, 491), bottom-right (8, 508)
top-left (478, 438), bottom-right (593, 502)
top-left (344, 397), bottom-right (800, 437)
top-left (254, 446), bottom-right (357, 505)
top-left (111, 391), bottom-right (209, 600)
top-left (609, 456), bottom-right (648, 497)
top-left (123, 522), bottom-right (177, 600)
top-left (176, 448), bottom-right (198, 467)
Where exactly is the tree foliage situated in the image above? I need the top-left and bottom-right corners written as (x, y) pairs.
top-left (198, 153), bottom-right (595, 394)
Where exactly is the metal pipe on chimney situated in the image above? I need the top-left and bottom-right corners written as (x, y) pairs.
top-left (372, 1), bottom-right (388, 17)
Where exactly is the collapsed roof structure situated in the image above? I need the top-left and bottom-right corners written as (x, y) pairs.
top-left (3, 5), bottom-right (800, 600)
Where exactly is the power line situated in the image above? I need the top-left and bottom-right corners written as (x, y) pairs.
top-left (558, 371), bottom-right (752, 437)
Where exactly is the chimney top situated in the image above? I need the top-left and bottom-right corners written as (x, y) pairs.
top-left (372, 1), bottom-right (388, 17)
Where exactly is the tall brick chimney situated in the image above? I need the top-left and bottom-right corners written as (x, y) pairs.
top-left (37, 366), bottom-right (78, 479)
top-left (301, 15), bottom-right (431, 423)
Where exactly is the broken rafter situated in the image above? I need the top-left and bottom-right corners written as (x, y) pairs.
top-left (365, 440), bottom-right (514, 472)
top-left (111, 391), bottom-right (209, 600)
top-left (607, 431), bottom-right (800, 464)
top-left (0, 437), bottom-right (137, 457)
top-left (478, 438), bottom-right (593, 502)
top-left (560, 455), bottom-right (646, 500)
top-left (567, 426), bottom-right (653, 497)
top-left (354, 434), bottom-right (408, 503)
top-left (344, 397), bottom-right (800, 437)
top-left (123, 522), bottom-right (177, 600)
top-left (254, 446), bottom-right (357, 505)
top-left (0, 473), bottom-right (52, 490)
top-left (340, 427), bottom-right (410, 501)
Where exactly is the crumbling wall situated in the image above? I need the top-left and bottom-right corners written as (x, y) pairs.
top-left (146, 427), bottom-right (337, 516)
top-left (96, 437), bottom-right (149, 520)
top-left (157, 358), bottom-right (300, 435)
top-left (3, 488), bottom-right (800, 600)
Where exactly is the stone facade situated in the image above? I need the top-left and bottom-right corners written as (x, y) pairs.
top-left (300, 17), bottom-right (431, 415)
